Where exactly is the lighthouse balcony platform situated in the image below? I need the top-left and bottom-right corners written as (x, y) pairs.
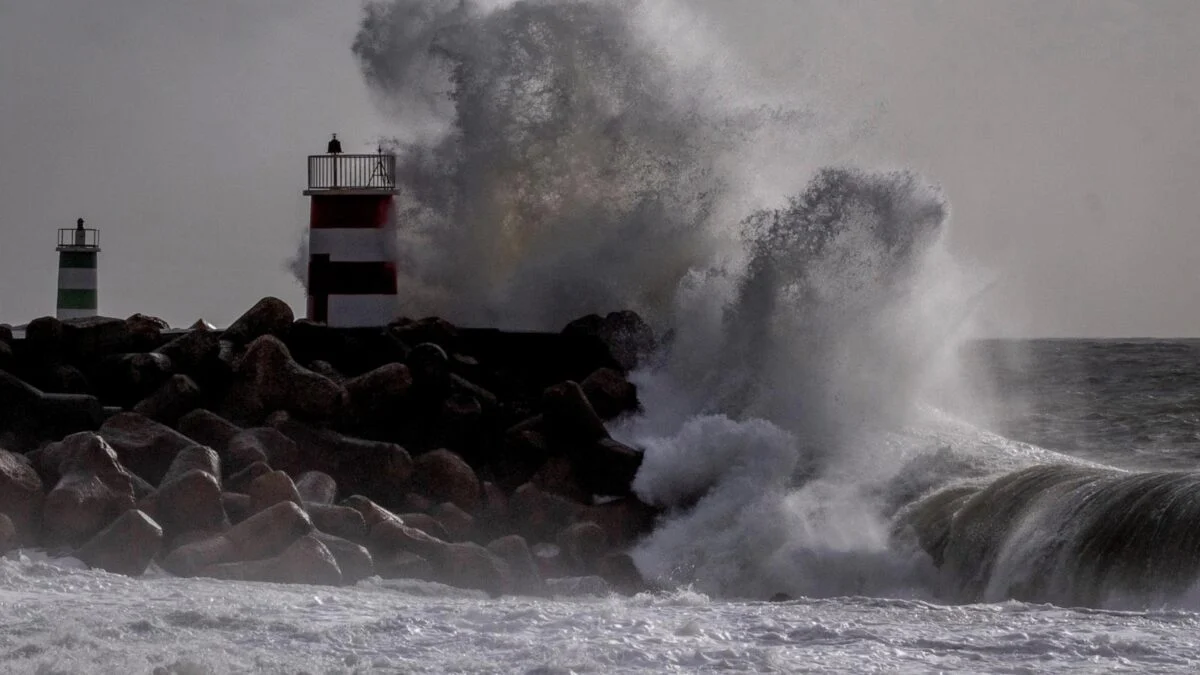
top-left (305, 154), bottom-right (398, 195)
top-left (56, 228), bottom-right (100, 251)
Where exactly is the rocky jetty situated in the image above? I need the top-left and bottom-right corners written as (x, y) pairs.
top-left (0, 299), bottom-right (659, 596)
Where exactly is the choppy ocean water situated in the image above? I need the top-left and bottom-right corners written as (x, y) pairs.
top-left (966, 339), bottom-right (1200, 470)
top-left (5, 339), bottom-right (1200, 673)
top-left (8, 556), bottom-right (1200, 674)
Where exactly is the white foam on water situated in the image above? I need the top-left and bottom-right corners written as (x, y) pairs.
top-left (3, 554), bottom-right (1199, 674)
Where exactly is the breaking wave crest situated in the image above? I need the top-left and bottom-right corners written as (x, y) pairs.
top-left (898, 465), bottom-right (1200, 608)
top-left (353, 0), bottom-right (1200, 608)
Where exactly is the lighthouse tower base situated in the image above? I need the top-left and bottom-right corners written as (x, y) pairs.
top-left (56, 225), bottom-right (100, 320)
top-left (308, 295), bottom-right (398, 328)
top-left (303, 151), bottom-right (400, 328)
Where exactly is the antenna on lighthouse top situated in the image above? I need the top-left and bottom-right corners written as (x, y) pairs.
top-left (369, 146), bottom-right (394, 187)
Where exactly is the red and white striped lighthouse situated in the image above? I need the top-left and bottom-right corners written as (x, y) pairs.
top-left (302, 137), bottom-right (399, 326)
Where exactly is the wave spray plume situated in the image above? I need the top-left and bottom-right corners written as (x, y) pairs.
top-left (350, 0), bottom-right (1132, 605)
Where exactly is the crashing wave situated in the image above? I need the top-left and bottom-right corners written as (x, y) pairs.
top-left (350, 0), bottom-right (1200, 609)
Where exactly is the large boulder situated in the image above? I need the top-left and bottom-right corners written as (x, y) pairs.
top-left (307, 360), bottom-right (345, 384)
top-left (569, 439), bottom-right (644, 497)
top-left (0, 515), bottom-right (15, 555)
top-left (225, 427), bottom-right (294, 477)
top-left (597, 552), bottom-right (647, 595)
top-left (306, 504), bottom-right (368, 543)
top-left (159, 446), bottom-right (221, 488)
top-left (202, 534), bottom-right (342, 586)
top-left (146, 469), bottom-right (229, 548)
top-left (584, 497), bottom-right (659, 547)
top-left (41, 432), bottom-right (136, 548)
top-left (450, 374), bottom-right (498, 412)
top-left (542, 381), bottom-right (609, 445)
top-left (411, 449), bottom-right (480, 513)
top-left (561, 310), bottom-right (656, 372)
top-left (429, 502), bottom-right (475, 542)
top-left (407, 343), bottom-right (452, 401)
top-left (154, 329), bottom-right (226, 389)
top-left (580, 368), bottom-right (639, 420)
top-left (90, 352), bottom-right (174, 407)
top-left (508, 483), bottom-right (586, 543)
top-left (274, 421), bottom-right (411, 508)
top-left (132, 374), bottom-right (202, 426)
top-left (556, 521), bottom-right (608, 574)
top-left (125, 314), bottom-right (170, 352)
top-left (98, 412), bottom-right (197, 485)
top-left (0, 370), bottom-right (107, 453)
top-left (221, 336), bottom-right (346, 425)
top-left (437, 542), bottom-right (512, 596)
top-left (313, 532), bottom-right (374, 585)
top-left (343, 496), bottom-right (447, 560)
top-left (367, 516), bottom-right (450, 560)
top-left (375, 552), bottom-right (434, 581)
top-left (62, 316), bottom-right (136, 361)
top-left (295, 471), bottom-right (337, 505)
top-left (432, 392), bottom-right (484, 459)
top-left (0, 448), bottom-right (44, 545)
top-left (162, 501), bottom-right (314, 576)
top-left (39, 363), bottom-right (91, 395)
top-left (398, 492), bottom-right (434, 513)
top-left (74, 509), bottom-right (163, 576)
top-left (531, 542), bottom-right (570, 579)
top-left (222, 297), bottom-right (294, 346)
top-left (222, 492), bottom-right (252, 524)
top-left (544, 576), bottom-right (612, 597)
top-left (531, 456), bottom-right (589, 504)
top-left (395, 512), bottom-right (449, 541)
top-left (128, 471), bottom-right (157, 501)
top-left (389, 317), bottom-right (459, 355)
top-left (247, 470), bottom-right (303, 515)
top-left (226, 461), bottom-right (272, 494)
top-left (176, 409), bottom-right (242, 453)
top-left (492, 423), bottom-right (552, 492)
top-left (474, 482), bottom-right (511, 540)
top-left (23, 316), bottom-right (65, 359)
top-left (344, 363), bottom-right (413, 428)
top-left (486, 534), bottom-right (542, 595)
top-left (278, 320), bottom-right (374, 377)
top-left (0, 338), bottom-right (12, 373)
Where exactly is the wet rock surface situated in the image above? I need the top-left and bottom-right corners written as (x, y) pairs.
top-left (0, 298), bottom-right (656, 593)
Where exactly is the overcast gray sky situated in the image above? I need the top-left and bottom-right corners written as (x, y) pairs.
top-left (1, 0), bottom-right (1197, 336)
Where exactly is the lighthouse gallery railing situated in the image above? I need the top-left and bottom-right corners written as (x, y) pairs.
top-left (56, 228), bottom-right (99, 249)
top-left (307, 154), bottom-right (397, 191)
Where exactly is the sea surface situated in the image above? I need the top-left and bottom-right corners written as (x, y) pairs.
top-left (6, 339), bottom-right (1200, 674)
top-left (965, 339), bottom-right (1200, 471)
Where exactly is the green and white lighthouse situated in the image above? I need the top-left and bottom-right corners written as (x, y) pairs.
top-left (55, 218), bottom-right (100, 320)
